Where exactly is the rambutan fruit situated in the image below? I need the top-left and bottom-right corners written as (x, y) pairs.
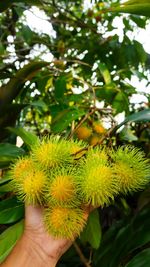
top-left (44, 206), bottom-right (87, 239)
top-left (45, 167), bottom-right (80, 206)
top-left (75, 125), bottom-right (92, 140)
top-left (68, 139), bottom-right (86, 159)
top-left (22, 169), bottom-right (48, 204)
top-left (77, 157), bottom-right (117, 206)
top-left (111, 146), bottom-right (150, 194)
top-left (32, 136), bottom-right (73, 169)
top-left (69, 140), bottom-right (84, 154)
top-left (86, 147), bottom-right (108, 165)
top-left (93, 122), bottom-right (106, 135)
top-left (10, 157), bottom-right (34, 181)
top-left (89, 135), bottom-right (100, 146)
top-left (11, 161), bottom-right (48, 205)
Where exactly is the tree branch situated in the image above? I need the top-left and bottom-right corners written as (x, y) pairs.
top-left (68, 108), bottom-right (96, 139)
top-left (73, 241), bottom-right (92, 267)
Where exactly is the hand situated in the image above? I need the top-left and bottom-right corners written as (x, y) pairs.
top-left (2, 205), bottom-right (90, 267)
top-left (24, 205), bottom-right (72, 265)
top-left (1, 205), bottom-right (73, 267)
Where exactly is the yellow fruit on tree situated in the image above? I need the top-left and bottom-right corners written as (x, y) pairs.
top-left (75, 126), bottom-right (92, 140)
top-left (93, 122), bottom-right (106, 135)
top-left (90, 135), bottom-right (100, 146)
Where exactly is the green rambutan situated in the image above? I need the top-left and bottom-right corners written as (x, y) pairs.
top-left (44, 206), bottom-right (87, 239)
top-left (9, 135), bottom-right (150, 240)
top-left (77, 159), bottom-right (117, 207)
top-left (111, 146), bottom-right (150, 194)
top-left (45, 167), bottom-right (80, 207)
top-left (32, 136), bottom-right (73, 169)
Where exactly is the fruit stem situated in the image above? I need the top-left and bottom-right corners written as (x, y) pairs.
top-left (73, 241), bottom-right (92, 267)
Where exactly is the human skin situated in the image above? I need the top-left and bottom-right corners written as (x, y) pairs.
top-left (1, 205), bottom-right (73, 267)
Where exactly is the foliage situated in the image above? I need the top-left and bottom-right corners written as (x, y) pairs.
top-left (109, 0), bottom-right (150, 17)
top-left (0, 0), bottom-right (150, 266)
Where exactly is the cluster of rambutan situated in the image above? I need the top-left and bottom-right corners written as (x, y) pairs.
top-left (10, 136), bottom-right (150, 239)
top-left (75, 121), bottom-right (106, 145)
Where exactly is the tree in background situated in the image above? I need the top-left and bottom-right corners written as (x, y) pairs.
top-left (0, 1), bottom-right (150, 266)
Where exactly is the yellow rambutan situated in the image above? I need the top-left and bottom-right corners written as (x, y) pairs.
top-left (23, 169), bottom-right (47, 204)
top-left (32, 136), bottom-right (73, 169)
top-left (45, 167), bottom-right (80, 206)
top-left (11, 166), bottom-right (48, 205)
top-left (75, 125), bottom-right (92, 140)
top-left (89, 135), bottom-right (100, 146)
top-left (76, 148), bottom-right (112, 206)
top-left (44, 206), bottom-right (87, 239)
top-left (10, 157), bottom-right (34, 181)
top-left (112, 146), bottom-right (150, 194)
top-left (69, 140), bottom-right (84, 154)
top-left (86, 147), bottom-right (108, 165)
top-left (77, 157), bottom-right (117, 206)
top-left (93, 122), bottom-right (106, 135)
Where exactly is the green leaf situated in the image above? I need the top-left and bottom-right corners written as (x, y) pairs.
top-left (119, 0), bottom-right (150, 6)
top-left (31, 100), bottom-right (48, 112)
top-left (98, 63), bottom-right (111, 85)
top-left (116, 109), bottom-right (150, 130)
top-left (134, 40), bottom-right (147, 63)
top-left (0, 221), bottom-right (24, 263)
top-left (15, 0), bottom-right (41, 4)
top-left (0, 197), bottom-right (24, 224)
top-left (119, 127), bottom-right (138, 141)
top-left (54, 75), bottom-right (67, 100)
top-left (80, 210), bottom-right (101, 249)
top-left (110, 206), bottom-right (150, 267)
top-left (0, 143), bottom-right (25, 168)
top-left (94, 220), bottom-right (125, 266)
top-left (131, 16), bottom-right (146, 28)
top-left (0, 177), bottom-right (11, 187)
top-left (7, 127), bottom-right (39, 149)
top-left (51, 108), bottom-right (85, 133)
top-left (0, 184), bottom-right (12, 193)
top-left (94, 205), bottom-right (150, 267)
top-left (138, 189), bottom-right (150, 210)
top-left (110, 3), bottom-right (150, 17)
top-left (21, 25), bottom-right (34, 44)
top-left (125, 248), bottom-right (150, 267)
top-left (112, 91), bottom-right (129, 114)
top-left (96, 83), bottom-right (118, 104)
top-left (109, 206), bottom-right (150, 267)
top-left (0, 0), bottom-right (41, 12)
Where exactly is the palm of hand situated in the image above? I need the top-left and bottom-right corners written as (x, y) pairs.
top-left (25, 206), bottom-right (72, 263)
